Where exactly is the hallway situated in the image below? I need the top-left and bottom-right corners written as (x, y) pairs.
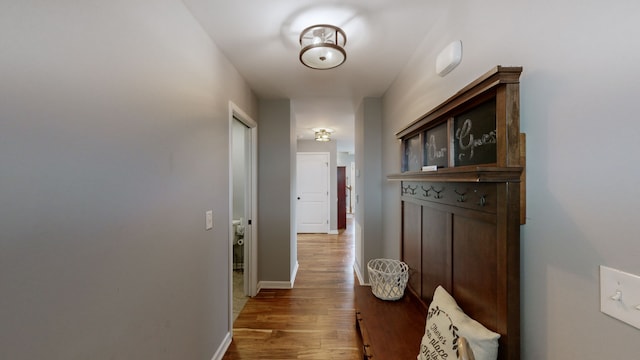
top-left (223, 217), bottom-right (361, 359)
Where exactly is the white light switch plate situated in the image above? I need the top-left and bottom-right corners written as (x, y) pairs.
top-left (600, 265), bottom-right (640, 329)
top-left (205, 210), bottom-right (213, 230)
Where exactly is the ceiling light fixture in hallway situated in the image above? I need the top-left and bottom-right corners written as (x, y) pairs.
top-left (313, 128), bottom-right (334, 141)
top-left (299, 24), bottom-right (346, 70)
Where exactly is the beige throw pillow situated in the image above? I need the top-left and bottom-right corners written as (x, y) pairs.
top-left (418, 286), bottom-right (499, 360)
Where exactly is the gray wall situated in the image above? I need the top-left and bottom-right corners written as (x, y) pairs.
top-left (297, 140), bottom-right (338, 232)
top-left (0, 1), bottom-right (257, 359)
top-left (354, 98), bottom-right (384, 283)
top-left (258, 99), bottom-right (297, 284)
top-left (381, 1), bottom-right (640, 359)
top-left (337, 152), bottom-right (354, 167)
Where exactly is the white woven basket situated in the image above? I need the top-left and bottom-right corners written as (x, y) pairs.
top-left (367, 258), bottom-right (409, 301)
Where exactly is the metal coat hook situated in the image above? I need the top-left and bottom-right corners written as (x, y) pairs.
top-left (431, 186), bottom-right (444, 199)
top-left (454, 189), bottom-right (466, 202)
top-left (402, 185), bottom-right (417, 195)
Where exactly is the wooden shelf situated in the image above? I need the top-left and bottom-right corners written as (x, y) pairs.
top-left (388, 166), bottom-right (523, 183)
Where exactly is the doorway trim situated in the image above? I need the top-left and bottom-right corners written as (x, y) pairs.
top-left (228, 101), bottom-right (258, 334)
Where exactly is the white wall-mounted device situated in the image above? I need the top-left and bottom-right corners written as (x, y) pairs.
top-left (600, 265), bottom-right (640, 330)
top-left (205, 210), bottom-right (213, 230)
top-left (436, 40), bottom-right (463, 77)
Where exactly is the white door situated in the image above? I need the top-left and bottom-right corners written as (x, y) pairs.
top-left (296, 152), bottom-right (329, 233)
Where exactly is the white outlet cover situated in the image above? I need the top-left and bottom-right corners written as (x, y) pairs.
top-left (600, 265), bottom-right (640, 329)
top-left (205, 210), bottom-right (213, 230)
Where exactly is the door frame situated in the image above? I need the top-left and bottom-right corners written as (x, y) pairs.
top-left (228, 101), bottom-right (258, 334)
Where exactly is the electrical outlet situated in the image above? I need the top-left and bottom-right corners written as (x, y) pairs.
top-left (600, 265), bottom-right (640, 329)
top-left (205, 210), bottom-right (213, 230)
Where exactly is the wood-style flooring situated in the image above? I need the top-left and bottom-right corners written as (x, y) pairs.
top-left (222, 217), bottom-right (362, 359)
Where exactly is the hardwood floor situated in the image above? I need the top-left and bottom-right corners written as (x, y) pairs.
top-left (223, 216), bottom-right (362, 359)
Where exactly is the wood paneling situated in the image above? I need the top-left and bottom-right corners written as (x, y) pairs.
top-left (452, 215), bottom-right (498, 330)
top-left (402, 201), bottom-right (422, 293)
top-left (421, 206), bottom-right (451, 302)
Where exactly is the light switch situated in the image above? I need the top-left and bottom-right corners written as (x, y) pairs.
top-left (600, 265), bottom-right (640, 329)
top-left (205, 210), bottom-right (213, 230)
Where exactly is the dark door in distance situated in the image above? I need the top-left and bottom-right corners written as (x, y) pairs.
top-left (337, 166), bottom-right (346, 229)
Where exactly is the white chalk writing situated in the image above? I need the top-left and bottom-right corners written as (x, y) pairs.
top-left (455, 118), bottom-right (496, 161)
top-left (427, 134), bottom-right (447, 161)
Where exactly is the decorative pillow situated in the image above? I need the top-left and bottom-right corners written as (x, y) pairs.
top-left (417, 286), bottom-right (500, 360)
top-left (459, 337), bottom-right (476, 360)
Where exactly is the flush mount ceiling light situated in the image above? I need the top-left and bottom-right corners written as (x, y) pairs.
top-left (313, 128), bottom-right (334, 141)
top-left (299, 24), bottom-right (346, 70)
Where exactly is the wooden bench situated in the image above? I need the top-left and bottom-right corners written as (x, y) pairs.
top-left (355, 284), bottom-right (427, 359)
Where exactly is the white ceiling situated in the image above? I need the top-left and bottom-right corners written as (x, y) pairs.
top-left (182, 0), bottom-right (441, 153)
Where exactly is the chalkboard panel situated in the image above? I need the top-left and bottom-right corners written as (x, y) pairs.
top-left (454, 99), bottom-right (497, 166)
top-left (424, 123), bottom-right (448, 168)
top-left (404, 134), bottom-right (422, 172)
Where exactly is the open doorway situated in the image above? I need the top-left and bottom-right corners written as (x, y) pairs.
top-left (229, 102), bottom-right (257, 330)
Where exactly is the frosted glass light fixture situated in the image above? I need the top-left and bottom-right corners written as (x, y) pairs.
top-left (313, 128), bottom-right (334, 141)
top-left (299, 24), bottom-right (346, 70)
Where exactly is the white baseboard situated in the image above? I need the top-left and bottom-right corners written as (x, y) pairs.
top-left (354, 262), bottom-right (368, 286)
top-left (257, 280), bottom-right (293, 289)
top-left (291, 260), bottom-right (299, 287)
top-left (210, 332), bottom-right (232, 360)
top-left (258, 261), bottom-right (299, 289)
top-left (328, 229), bottom-right (339, 235)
